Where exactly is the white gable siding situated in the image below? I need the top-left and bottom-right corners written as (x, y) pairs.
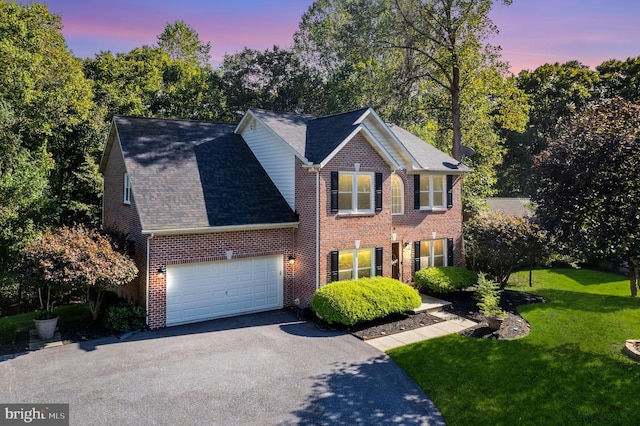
top-left (362, 117), bottom-right (408, 168)
top-left (240, 119), bottom-right (296, 210)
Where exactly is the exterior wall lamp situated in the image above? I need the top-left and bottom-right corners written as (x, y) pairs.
top-left (288, 255), bottom-right (296, 265)
top-left (157, 267), bottom-right (165, 280)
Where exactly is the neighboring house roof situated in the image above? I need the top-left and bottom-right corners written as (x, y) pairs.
top-left (486, 198), bottom-right (533, 218)
top-left (107, 116), bottom-right (298, 233)
top-left (238, 107), bottom-right (470, 173)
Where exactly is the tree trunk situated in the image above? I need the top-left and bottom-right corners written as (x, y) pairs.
top-left (630, 258), bottom-right (639, 298)
top-left (451, 64), bottom-right (461, 161)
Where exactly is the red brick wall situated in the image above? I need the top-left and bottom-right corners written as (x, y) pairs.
top-left (102, 136), bottom-right (148, 304)
top-left (147, 228), bottom-right (295, 329)
top-left (292, 131), bottom-right (465, 290)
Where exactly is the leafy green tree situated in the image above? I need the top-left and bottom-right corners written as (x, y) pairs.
top-left (596, 56), bottom-right (640, 102)
top-left (497, 61), bottom-right (599, 196)
top-left (464, 212), bottom-right (547, 288)
top-left (220, 46), bottom-right (326, 115)
top-left (157, 20), bottom-right (211, 66)
top-left (20, 225), bottom-right (138, 320)
top-left (0, 1), bottom-right (100, 272)
top-left (296, 0), bottom-right (528, 215)
top-left (532, 99), bottom-right (640, 296)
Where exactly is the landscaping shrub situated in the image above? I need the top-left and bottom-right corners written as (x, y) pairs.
top-left (311, 277), bottom-right (421, 326)
top-left (414, 266), bottom-right (478, 293)
top-left (474, 273), bottom-right (506, 318)
top-left (102, 301), bottom-right (146, 332)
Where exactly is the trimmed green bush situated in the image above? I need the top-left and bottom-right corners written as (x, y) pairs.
top-left (311, 277), bottom-right (422, 326)
top-left (414, 266), bottom-right (478, 293)
top-left (102, 301), bottom-right (146, 332)
top-left (474, 273), bottom-right (506, 318)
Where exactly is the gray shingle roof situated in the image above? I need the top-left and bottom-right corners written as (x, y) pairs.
top-left (486, 198), bottom-right (533, 217)
top-left (387, 124), bottom-right (471, 173)
top-left (304, 108), bottom-right (369, 164)
top-left (249, 109), bottom-right (315, 156)
top-left (114, 116), bottom-right (298, 232)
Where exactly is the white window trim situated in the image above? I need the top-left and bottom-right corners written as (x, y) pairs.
top-left (123, 172), bottom-right (131, 205)
top-left (391, 174), bottom-right (404, 215)
top-left (420, 239), bottom-right (448, 267)
top-left (338, 171), bottom-right (374, 214)
top-left (419, 175), bottom-right (446, 211)
top-left (338, 248), bottom-right (375, 280)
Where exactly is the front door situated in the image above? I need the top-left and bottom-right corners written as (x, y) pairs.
top-left (392, 242), bottom-right (401, 280)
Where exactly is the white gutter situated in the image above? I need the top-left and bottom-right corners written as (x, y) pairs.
top-left (315, 168), bottom-right (320, 290)
top-left (141, 221), bottom-right (299, 236)
top-left (145, 234), bottom-right (153, 326)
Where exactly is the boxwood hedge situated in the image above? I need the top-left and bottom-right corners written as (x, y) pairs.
top-left (311, 277), bottom-right (422, 326)
top-left (414, 266), bottom-right (478, 293)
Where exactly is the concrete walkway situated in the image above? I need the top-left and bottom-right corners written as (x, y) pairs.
top-left (365, 311), bottom-right (478, 352)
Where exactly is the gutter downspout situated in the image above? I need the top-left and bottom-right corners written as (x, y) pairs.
top-left (315, 169), bottom-right (320, 291)
top-left (146, 234), bottom-right (153, 326)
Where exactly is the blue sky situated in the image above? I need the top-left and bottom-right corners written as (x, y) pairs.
top-left (42, 0), bottom-right (640, 73)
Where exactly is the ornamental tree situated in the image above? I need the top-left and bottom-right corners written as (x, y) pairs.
top-left (464, 212), bottom-right (547, 288)
top-left (21, 225), bottom-right (138, 320)
top-left (532, 99), bottom-right (640, 296)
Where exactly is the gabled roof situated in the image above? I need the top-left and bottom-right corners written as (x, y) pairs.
top-left (239, 108), bottom-right (470, 173)
top-left (109, 116), bottom-right (298, 233)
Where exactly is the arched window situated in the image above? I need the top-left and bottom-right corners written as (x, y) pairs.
top-left (391, 174), bottom-right (404, 215)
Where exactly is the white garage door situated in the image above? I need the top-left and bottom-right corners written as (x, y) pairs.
top-left (166, 255), bottom-right (283, 326)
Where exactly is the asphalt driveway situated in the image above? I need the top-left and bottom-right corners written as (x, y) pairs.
top-left (0, 310), bottom-right (444, 425)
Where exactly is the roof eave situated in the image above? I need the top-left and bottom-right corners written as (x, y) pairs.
top-left (141, 221), bottom-right (300, 236)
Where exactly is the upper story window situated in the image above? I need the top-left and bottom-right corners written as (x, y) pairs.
top-left (391, 174), bottom-right (404, 215)
top-left (331, 171), bottom-right (382, 214)
top-left (414, 174), bottom-right (453, 210)
top-left (123, 172), bottom-right (131, 205)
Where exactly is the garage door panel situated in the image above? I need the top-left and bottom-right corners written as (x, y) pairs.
top-left (166, 255), bottom-right (283, 326)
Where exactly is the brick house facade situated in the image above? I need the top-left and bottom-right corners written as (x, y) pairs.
top-left (100, 108), bottom-right (470, 328)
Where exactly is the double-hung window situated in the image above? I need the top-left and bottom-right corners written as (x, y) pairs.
top-left (331, 171), bottom-right (382, 214)
top-left (338, 172), bottom-right (373, 213)
top-left (414, 174), bottom-right (453, 210)
top-left (123, 172), bottom-right (131, 205)
top-left (331, 247), bottom-right (383, 281)
top-left (414, 238), bottom-right (454, 271)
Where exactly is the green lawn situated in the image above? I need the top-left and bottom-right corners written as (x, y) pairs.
top-left (388, 269), bottom-right (640, 425)
top-left (0, 303), bottom-right (91, 344)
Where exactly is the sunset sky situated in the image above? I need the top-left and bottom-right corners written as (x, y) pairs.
top-left (42, 0), bottom-right (640, 74)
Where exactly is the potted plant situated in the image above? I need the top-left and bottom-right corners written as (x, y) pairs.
top-left (475, 273), bottom-right (508, 330)
top-left (33, 284), bottom-right (59, 339)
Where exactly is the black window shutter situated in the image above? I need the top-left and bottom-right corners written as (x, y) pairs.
top-left (375, 173), bottom-right (383, 211)
top-left (330, 171), bottom-right (339, 212)
top-left (413, 241), bottom-right (421, 272)
top-left (447, 238), bottom-right (454, 266)
top-left (446, 175), bottom-right (454, 208)
top-left (375, 247), bottom-right (383, 276)
top-left (330, 251), bottom-right (339, 282)
top-left (413, 174), bottom-right (420, 209)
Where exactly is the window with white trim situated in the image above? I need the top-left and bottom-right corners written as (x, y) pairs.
top-left (419, 175), bottom-right (445, 210)
top-left (123, 172), bottom-right (131, 205)
top-left (337, 248), bottom-right (373, 280)
top-left (338, 172), bottom-right (373, 213)
top-left (391, 174), bottom-right (404, 215)
top-left (420, 239), bottom-right (446, 267)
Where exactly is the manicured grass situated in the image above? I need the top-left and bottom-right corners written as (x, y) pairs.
top-left (0, 303), bottom-right (92, 344)
top-left (388, 269), bottom-right (640, 425)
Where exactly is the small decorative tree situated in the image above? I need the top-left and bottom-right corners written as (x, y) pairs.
top-left (465, 212), bottom-right (547, 289)
top-left (20, 225), bottom-right (138, 320)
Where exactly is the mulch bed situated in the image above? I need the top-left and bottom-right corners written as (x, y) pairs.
top-left (323, 289), bottom-right (546, 341)
top-left (1, 289), bottom-right (547, 357)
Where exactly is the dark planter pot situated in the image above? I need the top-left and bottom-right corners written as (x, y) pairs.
top-left (34, 316), bottom-right (59, 339)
